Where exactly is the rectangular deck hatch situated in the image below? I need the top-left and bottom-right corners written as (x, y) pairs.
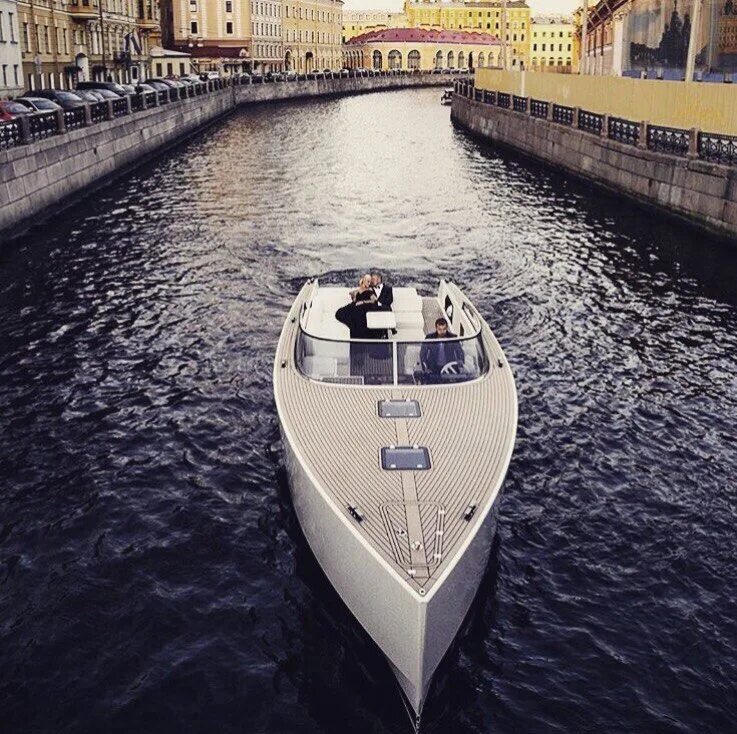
top-left (378, 399), bottom-right (421, 419)
top-left (381, 446), bottom-right (431, 470)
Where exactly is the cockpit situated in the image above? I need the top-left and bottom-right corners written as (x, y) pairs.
top-left (295, 280), bottom-right (489, 386)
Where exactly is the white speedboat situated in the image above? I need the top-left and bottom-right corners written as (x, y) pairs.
top-left (273, 279), bottom-right (517, 728)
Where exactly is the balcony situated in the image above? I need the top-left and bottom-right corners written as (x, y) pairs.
top-left (68, 1), bottom-right (98, 19)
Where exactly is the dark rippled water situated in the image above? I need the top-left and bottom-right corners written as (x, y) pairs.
top-left (2, 87), bottom-right (737, 734)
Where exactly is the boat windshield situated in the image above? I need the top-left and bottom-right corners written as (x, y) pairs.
top-left (295, 329), bottom-right (489, 386)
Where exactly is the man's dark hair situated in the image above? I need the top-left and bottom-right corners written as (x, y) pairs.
top-left (435, 317), bottom-right (448, 328)
top-left (371, 272), bottom-right (383, 281)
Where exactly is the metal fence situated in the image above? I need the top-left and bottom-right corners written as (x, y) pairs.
top-left (466, 85), bottom-right (737, 165)
top-left (0, 69), bottom-right (471, 153)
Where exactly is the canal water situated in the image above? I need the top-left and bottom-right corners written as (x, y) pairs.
top-left (2, 87), bottom-right (737, 733)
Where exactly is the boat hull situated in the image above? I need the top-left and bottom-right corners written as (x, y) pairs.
top-left (279, 422), bottom-right (503, 718)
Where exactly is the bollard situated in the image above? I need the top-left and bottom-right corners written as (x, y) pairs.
top-left (547, 101), bottom-right (554, 121)
top-left (55, 108), bottom-right (66, 134)
top-left (600, 114), bottom-right (609, 139)
top-left (18, 114), bottom-right (31, 144)
top-left (125, 95), bottom-right (132, 114)
top-left (637, 121), bottom-right (648, 149)
top-left (688, 128), bottom-right (699, 158)
top-left (106, 100), bottom-right (114, 120)
top-left (83, 103), bottom-right (93, 126)
top-left (572, 106), bottom-right (580, 128)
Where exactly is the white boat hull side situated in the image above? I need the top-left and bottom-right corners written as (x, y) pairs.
top-left (279, 426), bottom-right (427, 699)
top-left (280, 422), bottom-right (504, 716)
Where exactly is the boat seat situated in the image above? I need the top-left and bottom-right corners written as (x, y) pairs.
top-left (392, 327), bottom-right (425, 342)
top-left (393, 288), bottom-right (423, 313)
top-left (395, 311), bottom-right (425, 329)
top-left (301, 355), bottom-right (338, 378)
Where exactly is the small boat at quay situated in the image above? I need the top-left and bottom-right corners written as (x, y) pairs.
top-left (440, 89), bottom-right (453, 105)
top-left (273, 279), bottom-right (517, 729)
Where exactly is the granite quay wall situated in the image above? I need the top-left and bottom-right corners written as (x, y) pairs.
top-left (1, 71), bottom-right (463, 239)
top-left (451, 81), bottom-right (737, 240)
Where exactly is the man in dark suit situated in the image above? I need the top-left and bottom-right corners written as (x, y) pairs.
top-left (370, 272), bottom-right (393, 311)
top-left (420, 318), bottom-right (465, 374)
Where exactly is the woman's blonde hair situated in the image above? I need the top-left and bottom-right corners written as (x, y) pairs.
top-left (358, 274), bottom-right (372, 289)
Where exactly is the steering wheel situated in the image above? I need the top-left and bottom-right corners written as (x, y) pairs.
top-left (440, 361), bottom-right (463, 375)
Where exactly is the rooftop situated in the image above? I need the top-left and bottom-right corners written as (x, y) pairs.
top-left (347, 27), bottom-right (502, 45)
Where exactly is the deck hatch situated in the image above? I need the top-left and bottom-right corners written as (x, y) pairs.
top-left (378, 400), bottom-right (421, 419)
top-left (381, 446), bottom-right (431, 470)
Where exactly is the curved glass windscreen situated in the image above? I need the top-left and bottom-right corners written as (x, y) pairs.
top-left (295, 330), bottom-right (488, 386)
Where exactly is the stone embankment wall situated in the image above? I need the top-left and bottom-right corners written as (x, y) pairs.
top-left (451, 93), bottom-right (737, 240)
top-left (1, 74), bottom-right (458, 239)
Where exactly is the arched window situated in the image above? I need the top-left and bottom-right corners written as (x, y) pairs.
top-left (557, 57), bottom-right (563, 66)
top-left (478, 52), bottom-right (485, 67)
top-left (532, 57), bottom-right (538, 67)
top-left (388, 49), bottom-right (402, 69)
top-left (435, 50), bottom-right (443, 68)
top-left (468, 51), bottom-right (474, 69)
top-left (566, 57), bottom-right (572, 66)
top-left (447, 50), bottom-right (454, 68)
top-left (408, 49), bottom-right (421, 69)
top-left (372, 49), bottom-right (382, 69)
top-left (458, 51), bottom-right (465, 68)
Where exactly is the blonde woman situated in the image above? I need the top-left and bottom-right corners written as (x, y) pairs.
top-left (336, 274), bottom-right (377, 337)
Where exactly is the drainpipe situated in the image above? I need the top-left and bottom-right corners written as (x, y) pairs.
top-left (500, 0), bottom-right (507, 70)
top-left (685, 0), bottom-right (702, 83)
top-left (579, 0), bottom-right (588, 75)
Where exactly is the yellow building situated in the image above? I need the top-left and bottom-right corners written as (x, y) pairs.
top-left (344, 27), bottom-right (500, 70)
top-left (282, 0), bottom-right (343, 72)
top-left (165, 0), bottom-right (253, 73)
top-left (17, 0), bottom-right (159, 90)
top-left (403, 0), bottom-right (530, 68)
top-left (530, 15), bottom-right (576, 72)
top-left (342, 10), bottom-right (405, 42)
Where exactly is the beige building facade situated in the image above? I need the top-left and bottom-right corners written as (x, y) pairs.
top-left (166, 0), bottom-right (252, 72)
top-left (530, 15), bottom-right (576, 72)
top-left (282, 0), bottom-right (342, 72)
top-left (16, 0), bottom-right (158, 90)
top-left (342, 9), bottom-right (405, 42)
top-left (403, 0), bottom-right (530, 68)
top-left (0, 0), bottom-right (23, 96)
top-left (344, 27), bottom-right (500, 70)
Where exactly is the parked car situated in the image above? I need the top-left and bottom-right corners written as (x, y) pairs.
top-left (84, 87), bottom-right (121, 100)
top-left (15, 97), bottom-right (62, 112)
top-left (0, 99), bottom-right (33, 120)
top-left (134, 83), bottom-right (156, 94)
top-left (120, 83), bottom-right (137, 94)
top-left (74, 89), bottom-right (103, 102)
top-left (21, 88), bottom-right (85, 110)
top-left (285, 71), bottom-right (298, 81)
top-left (459, 67), bottom-right (470, 74)
top-left (143, 79), bottom-right (170, 92)
top-left (76, 80), bottom-right (127, 97)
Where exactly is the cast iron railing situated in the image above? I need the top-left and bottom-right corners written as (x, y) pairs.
top-left (578, 110), bottom-right (603, 135)
top-left (608, 116), bottom-right (640, 146)
top-left (552, 104), bottom-right (574, 126)
top-left (530, 99), bottom-right (548, 119)
top-left (64, 107), bottom-right (86, 130)
top-left (463, 84), bottom-right (737, 166)
top-left (28, 111), bottom-right (58, 140)
top-left (697, 131), bottom-right (737, 164)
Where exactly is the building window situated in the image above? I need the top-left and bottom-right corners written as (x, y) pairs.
top-left (190, 20), bottom-right (198, 33)
top-left (190, 0), bottom-right (196, 9)
top-left (225, 0), bottom-right (232, 11)
top-left (226, 20), bottom-right (233, 33)
top-left (22, 22), bottom-right (29, 51)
